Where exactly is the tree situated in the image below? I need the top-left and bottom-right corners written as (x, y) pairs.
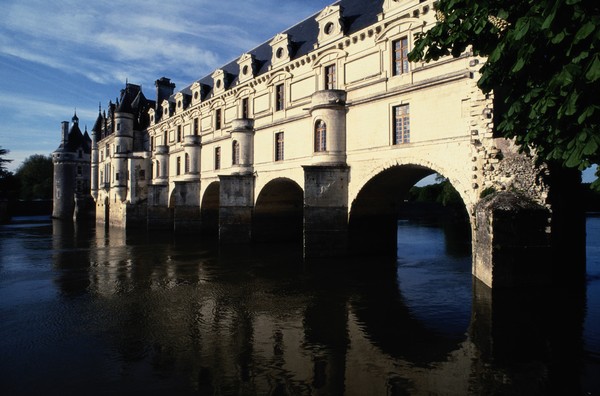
top-left (408, 0), bottom-right (600, 189)
top-left (15, 154), bottom-right (53, 200)
top-left (0, 146), bottom-right (12, 177)
top-left (0, 146), bottom-right (18, 201)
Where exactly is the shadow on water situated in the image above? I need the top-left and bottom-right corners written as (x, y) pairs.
top-left (0, 216), bottom-right (597, 395)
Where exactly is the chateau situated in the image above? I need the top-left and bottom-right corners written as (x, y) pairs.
top-left (54, 0), bottom-right (586, 288)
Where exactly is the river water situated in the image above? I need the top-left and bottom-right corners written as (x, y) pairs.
top-left (0, 216), bottom-right (598, 395)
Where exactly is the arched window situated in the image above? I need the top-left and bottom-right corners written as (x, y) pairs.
top-left (232, 140), bottom-right (240, 165)
top-left (314, 120), bottom-right (327, 152)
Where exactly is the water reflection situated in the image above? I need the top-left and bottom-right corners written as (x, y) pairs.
top-left (0, 217), bottom-right (596, 395)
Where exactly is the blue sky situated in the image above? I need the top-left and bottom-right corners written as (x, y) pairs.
top-left (0, 0), bottom-right (332, 171)
top-left (0, 0), bottom-right (596, 182)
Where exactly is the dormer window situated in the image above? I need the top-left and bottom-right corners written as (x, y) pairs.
top-left (270, 33), bottom-right (292, 67)
top-left (212, 69), bottom-right (226, 95)
top-left (191, 81), bottom-right (204, 105)
top-left (315, 5), bottom-right (344, 48)
top-left (237, 53), bottom-right (256, 83)
top-left (162, 103), bottom-right (170, 118)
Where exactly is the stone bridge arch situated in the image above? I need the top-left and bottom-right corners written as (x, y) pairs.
top-left (348, 158), bottom-right (473, 257)
top-left (200, 181), bottom-right (220, 237)
top-left (253, 177), bottom-right (304, 243)
top-left (348, 156), bottom-right (477, 217)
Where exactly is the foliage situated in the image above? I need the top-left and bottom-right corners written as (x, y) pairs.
top-left (15, 154), bottom-right (53, 200)
top-left (0, 146), bottom-right (12, 178)
top-left (408, 0), bottom-right (600, 190)
top-left (408, 179), bottom-right (462, 207)
top-left (0, 146), bottom-right (18, 201)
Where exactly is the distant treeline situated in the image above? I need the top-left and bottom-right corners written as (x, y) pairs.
top-left (407, 180), bottom-right (600, 213)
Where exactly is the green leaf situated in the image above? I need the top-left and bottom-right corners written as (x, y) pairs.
top-left (565, 146), bottom-right (583, 168)
top-left (575, 21), bottom-right (596, 44)
top-left (583, 138), bottom-right (598, 156)
top-left (512, 57), bottom-right (526, 73)
top-left (514, 18), bottom-right (530, 40)
top-left (541, 9), bottom-right (556, 30)
top-left (552, 30), bottom-right (565, 44)
top-left (585, 54), bottom-right (600, 82)
top-left (564, 92), bottom-right (579, 116)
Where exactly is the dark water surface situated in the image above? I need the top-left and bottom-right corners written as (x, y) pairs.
top-left (0, 216), bottom-right (598, 395)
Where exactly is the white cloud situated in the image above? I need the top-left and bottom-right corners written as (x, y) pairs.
top-left (0, 0), bottom-right (332, 169)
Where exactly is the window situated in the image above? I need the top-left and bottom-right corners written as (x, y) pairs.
top-left (242, 98), bottom-right (249, 119)
top-left (77, 166), bottom-right (82, 176)
top-left (115, 172), bottom-right (120, 181)
top-left (116, 145), bottom-right (121, 154)
top-left (139, 169), bottom-right (146, 180)
top-left (193, 118), bottom-right (199, 135)
top-left (156, 161), bottom-right (160, 177)
top-left (393, 104), bottom-right (410, 144)
top-left (275, 83), bottom-right (285, 111)
top-left (176, 156), bottom-right (181, 175)
top-left (214, 147), bottom-right (221, 170)
top-left (325, 64), bottom-right (336, 90)
top-left (150, 136), bottom-right (154, 151)
top-left (232, 141), bottom-right (240, 165)
top-left (314, 120), bottom-right (327, 152)
top-left (78, 150), bottom-right (83, 159)
top-left (185, 153), bottom-right (190, 173)
top-left (393, 37), bottom-right (409, 76)
top-left (177, 125), bottom-right (182, 142)
top-left (215, 108), bottom-right (222, 130)
top-left (275, 132), bottom-right (284, 161)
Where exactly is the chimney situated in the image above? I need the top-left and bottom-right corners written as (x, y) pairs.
top-left (155, 77), bottom-right (176, 110)
top-left (61, 121), bottom-right (69, 145)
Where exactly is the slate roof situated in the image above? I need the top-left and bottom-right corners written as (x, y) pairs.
top-left (56, 117), bottom-right (92, 154)
top-left (175, 0), bottom-right (381, 101)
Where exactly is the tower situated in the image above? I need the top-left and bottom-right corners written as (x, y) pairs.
top-left (52, 112), bottom-right (92, 220)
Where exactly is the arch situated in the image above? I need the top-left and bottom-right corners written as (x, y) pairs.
top-left (266, 70), bottom-right (293, 86)
top-left (349, 157), bottom-right (475, 215)
top-left (200, 181), bottom-right (220, 237)
top-left (234, 86), bottom-right (256, 100)
top-left (375, 18), bottom-right (421, 43)
top-left (312, 48), bottom-right (347, 68)
top-left (253, 178), bottom-right (303, 243)
top-left (348, 163), bottom-right (471, 257)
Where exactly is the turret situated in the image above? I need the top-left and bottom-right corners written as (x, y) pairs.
top-left (309, 90), bottom-right (347, 165)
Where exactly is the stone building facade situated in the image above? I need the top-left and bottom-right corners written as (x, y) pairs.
top-left (85, 0), bottom-right (578, 288)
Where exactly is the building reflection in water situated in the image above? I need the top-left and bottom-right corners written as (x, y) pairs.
top-left (48, 221), bottom-right (585, 395)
